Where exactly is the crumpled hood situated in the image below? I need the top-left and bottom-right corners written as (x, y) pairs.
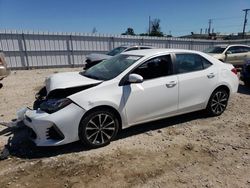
top-left (45, 72), bottom-right (102, 94)
top-left (86, 53), bottom-right (112, 62)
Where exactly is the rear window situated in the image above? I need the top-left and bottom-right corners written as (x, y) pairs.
top-left (106, 47), bottom-right (127, 56)
top-left (176, 53), bottom-right (212, 74)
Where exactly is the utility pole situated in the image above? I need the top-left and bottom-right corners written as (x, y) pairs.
top-left (208, 19), bottom-right (212, 35)
top-left (148, 16), bottom-right (151, 35)
top-left (242, 9), bottom-right (250, 39)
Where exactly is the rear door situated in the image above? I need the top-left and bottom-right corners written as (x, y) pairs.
top-left (123, 54), bottom-right (178, 125)
top-left (174, 53), bottom-right (217, 113)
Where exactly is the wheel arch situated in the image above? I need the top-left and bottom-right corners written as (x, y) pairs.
top-left (213, 85), bottom-right (230, 96)
top-left (205, 84), bottom-right (230, 116)
top-left (79, 105), bottom-right (123, 131)
top-left (205, 84), bottom-right (231, 108)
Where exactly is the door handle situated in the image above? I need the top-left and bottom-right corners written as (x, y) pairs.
top-left (166, 81), bottom-right (177, 88)
top-left (207, 73), bottom-right (215, 79)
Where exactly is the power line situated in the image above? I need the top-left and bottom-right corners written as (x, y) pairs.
top-left (213, 24), bottom-right (243, 29)
top-left (211, 16), bottom-right (243, 21)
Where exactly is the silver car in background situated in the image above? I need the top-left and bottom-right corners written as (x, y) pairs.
top-left (0, 51), bottom-right (10, 88)
top-left (204, 44), bottom-right (250, 66)
top-left (85, 45), bottom-right (154, 69)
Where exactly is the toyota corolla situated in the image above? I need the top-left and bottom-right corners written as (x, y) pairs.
top-left (22, 49), bottom-right (239, 148)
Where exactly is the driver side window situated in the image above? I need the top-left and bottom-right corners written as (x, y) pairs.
top-left (227, 46), bottom-right (247, 54)
top-left (132, 55), bottom-right (172, 80)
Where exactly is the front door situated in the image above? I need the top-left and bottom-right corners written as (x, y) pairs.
top-left (122, 55), bottom-right (178, 125)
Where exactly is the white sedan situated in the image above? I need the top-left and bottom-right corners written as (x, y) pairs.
top-left (23, 49), bottom-right (239, 148)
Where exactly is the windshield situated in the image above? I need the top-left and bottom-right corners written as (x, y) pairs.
top-left (203, 46), bottom-right (226, 54)
top-left (106, 47), bottom-right (127, 56)
top-left (82, 54), bottom-right (142, 81)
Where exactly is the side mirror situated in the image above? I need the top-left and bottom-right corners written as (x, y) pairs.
top-left (127, 74), bottom-right (143, 84)
top-left (226, 50), bottom-right (232, 55)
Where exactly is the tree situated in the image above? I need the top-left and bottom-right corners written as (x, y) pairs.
top-left (92, 27), bottom-right (97, 34)
top-left (139, 33), bottom-right (149, 36)
top-left (122, 27), bottom-right (135, 36)
top-left (149, 19), bottom-right (164, 37)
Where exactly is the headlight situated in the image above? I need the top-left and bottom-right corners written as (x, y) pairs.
top-left (40, 98), bottom-right (72, 113)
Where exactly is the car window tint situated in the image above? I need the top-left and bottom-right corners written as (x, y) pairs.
top-left (140, 47), bottom-right (152, 50)
top-left (201, 56), bottom-right (212, 69)
top-left (106, 47), bottom-right (127, 56)
top-left (176, 54), bottom-right (203, 74)
top-left (132, 55), bottom-right (172, 80)
top-left (125, 47), bottom-right (139, 52)
top-left (227, 46), bottom-right (249, 54)
top-left (241, 46), bottom-right (250, 52)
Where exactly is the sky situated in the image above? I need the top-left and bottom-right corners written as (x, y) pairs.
top-left (0, 0), bottom-right (250, 36)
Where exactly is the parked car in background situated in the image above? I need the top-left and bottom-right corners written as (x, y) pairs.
top-left (0, 51), bottom-right (10, 88)
top-left (204, 44), bottom-right (250, 66)
top-left (241, 59), bottom-right (250, 86)
top-left (84, 45), bottom-right (154, 69)
top-left (22, 49), bottom-right (238, 148)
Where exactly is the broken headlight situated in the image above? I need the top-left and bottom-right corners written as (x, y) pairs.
top-left (40, 98), bottom-right (72, 113)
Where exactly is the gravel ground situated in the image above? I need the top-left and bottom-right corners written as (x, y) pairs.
top-left (0, 68), bottom-right (250, 188)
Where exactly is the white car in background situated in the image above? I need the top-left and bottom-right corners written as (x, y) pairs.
top-left (23, 49), bottom-right (239, 148)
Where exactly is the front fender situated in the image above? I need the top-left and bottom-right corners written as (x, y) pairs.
top-left (68, 84), bottom-right (128, 128)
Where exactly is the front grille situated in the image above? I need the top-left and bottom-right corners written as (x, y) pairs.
top-left (46, 125), bottom-right (65, 140)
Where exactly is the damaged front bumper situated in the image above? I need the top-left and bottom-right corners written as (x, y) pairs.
top-left (21, 103), bottom-right (86, 146)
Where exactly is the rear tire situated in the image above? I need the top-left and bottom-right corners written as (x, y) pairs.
top-left (79, 109), bottom-right (119, 148)
top-left (206, 89), bottom-right (229, 116)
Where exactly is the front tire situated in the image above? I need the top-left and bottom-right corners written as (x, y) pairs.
top-left (79, 109), bottom-right (119, 148)
top-left (206, 89), bottom-right (229, 116)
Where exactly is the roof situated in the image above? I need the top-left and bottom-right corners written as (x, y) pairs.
top-left (119, 45), bottom-right (154, 48)
top-left (122, 48), bottom-right (202, 57)
top-left (214, 44), bottom-right (250, 48)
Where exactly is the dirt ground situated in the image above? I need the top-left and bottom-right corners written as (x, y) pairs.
top-left (0, 68), bottom-right (250, 188)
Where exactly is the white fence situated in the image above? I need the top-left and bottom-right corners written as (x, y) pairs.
top-left (1, 30), bottom-right (250, 69)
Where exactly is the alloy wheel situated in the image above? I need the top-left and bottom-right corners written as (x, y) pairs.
top-left (210, 91), bottom-right (228, 115)
top-left (85, 113), bottom-right (117, 145)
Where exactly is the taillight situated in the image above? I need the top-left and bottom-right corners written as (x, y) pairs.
top-left (231, 68), bottom-right (237, 75)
